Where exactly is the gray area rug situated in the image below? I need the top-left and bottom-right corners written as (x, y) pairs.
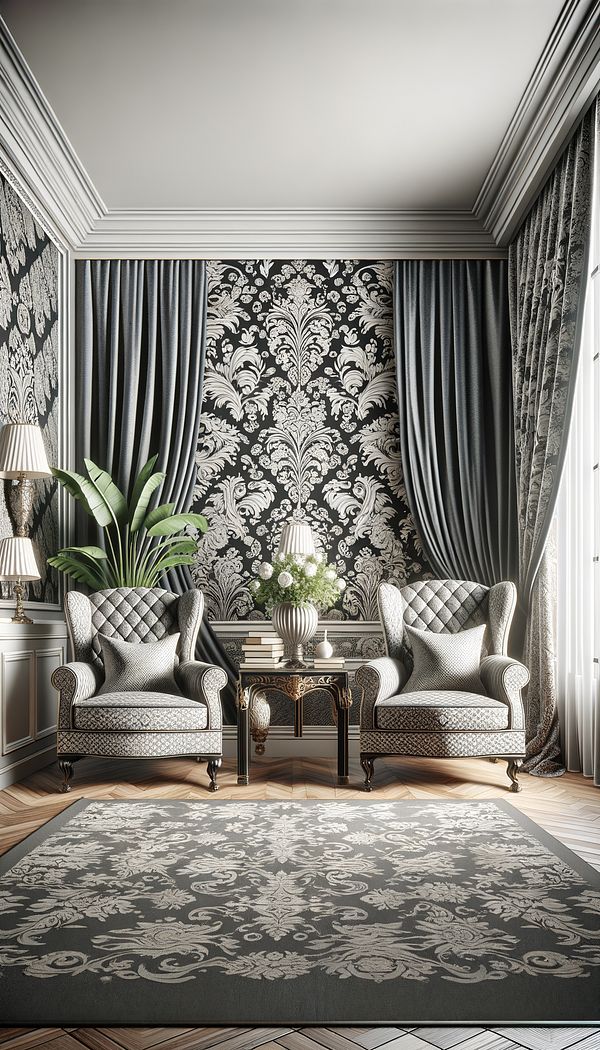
top-left (0, 799), bottom-right (598, 1025)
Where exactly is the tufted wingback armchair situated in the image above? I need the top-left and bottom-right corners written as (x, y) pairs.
top-left (52, 587), bottom-right (227, 793)
top-left (355, 579), bottom-right (529, 792)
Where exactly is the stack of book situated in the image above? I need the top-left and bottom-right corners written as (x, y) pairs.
top-left (240, 630), bottom-right (285, 669)
top-left (313, 655), bottom-right (346, 670)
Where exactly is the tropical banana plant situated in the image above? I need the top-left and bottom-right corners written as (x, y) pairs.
top-left (48, 455), bottom-right (208, 590)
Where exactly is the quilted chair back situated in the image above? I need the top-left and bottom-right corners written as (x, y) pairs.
top-left (378, 579), bottom-right (516, 670)
top-left (64, 587), bottom-right (204, 670)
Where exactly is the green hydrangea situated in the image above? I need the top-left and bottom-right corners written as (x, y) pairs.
top-left (250, 553), bottom-right (345, 612)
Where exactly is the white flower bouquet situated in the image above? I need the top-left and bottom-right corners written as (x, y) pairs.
top-left (250, 552), bottom-right (346, 613)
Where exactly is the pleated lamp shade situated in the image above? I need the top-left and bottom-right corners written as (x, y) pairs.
top-left (0, 537), bottom-right (40, 580)
top-left (277, 519), bottom-right (316, 557)
top-left (0, 424), bottom-right (51, 478)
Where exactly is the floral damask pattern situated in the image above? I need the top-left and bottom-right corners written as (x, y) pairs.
top-left (0, 172), bottom-right (59, 603)
top-left (509, 101), bottom-right (595, 775)
top-left (0, 800), bottom-right (598, 1006)
top-left (191, 261), bottom-right (428, 621)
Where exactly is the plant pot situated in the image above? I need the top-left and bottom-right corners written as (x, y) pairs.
top-left (272, 601), bottom-right (319, 668)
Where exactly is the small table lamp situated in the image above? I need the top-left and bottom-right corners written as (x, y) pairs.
top-left (0, 423), bottom-right (52, 536)
top-left (277, 519), bottom-right (316, 557)
top-left (0, 537), bottom-right (41, 624)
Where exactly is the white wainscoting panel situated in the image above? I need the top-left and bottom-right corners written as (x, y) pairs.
top-left (0, 620), bottom-right (68, 786)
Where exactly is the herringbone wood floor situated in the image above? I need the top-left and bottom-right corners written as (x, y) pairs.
top-left (1, 753), bottom-right (599, 1050)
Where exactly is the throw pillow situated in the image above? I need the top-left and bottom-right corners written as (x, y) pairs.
top-left (98, 633), bottom-right (181, 695)
top-left (401, 622), bottom-right (485, 694)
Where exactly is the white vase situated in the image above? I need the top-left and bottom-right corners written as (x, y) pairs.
top-left (314, 629), bottom-right (334, 660)
top-left (272, 601), bottom-right (319, 668)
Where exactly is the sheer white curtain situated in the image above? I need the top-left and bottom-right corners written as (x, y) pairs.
top-left (556, 123), bottom-right (600, 784)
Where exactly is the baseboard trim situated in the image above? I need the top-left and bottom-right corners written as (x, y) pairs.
top-left (0, 744), bottom-right (57, 789)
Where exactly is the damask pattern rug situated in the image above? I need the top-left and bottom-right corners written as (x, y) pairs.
top-left (0, 799), bottom-right (599, 1025)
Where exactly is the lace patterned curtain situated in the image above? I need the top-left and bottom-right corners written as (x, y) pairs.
top-left (556, 120), bottom-right (600, 785)
top-left (508, 99), bottom-right (597, 775)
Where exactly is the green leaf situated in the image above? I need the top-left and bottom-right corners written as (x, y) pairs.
top-left (51, 468), bottom-right (93, 515)
top-left (84, 459), bottom-right (128, 525)
top-left (147, 512), bottom-right (208, 537)
top-left (143, 503), bottom-right (175, 532)
top-left (129, 472), bottom-right (165, 532)
top-left (150, 539), bottom-right (197, 557)
top-left (129, 457), bottom-right (166, 532)
top-left (53, 467), bottom-right (116, 528)
top-left (145, 554), bottom-right (197, 585)
top-left (59, 545), bottom-right (108, 560)
top-left (48, 553), bottom-right (107, 589)
top-left (153, 554), bottom-right (197, 569)
top-left (129, 454), bottom-right (159, 509)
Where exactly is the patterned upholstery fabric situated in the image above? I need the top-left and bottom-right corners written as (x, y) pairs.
top-left (73, 692), bottom-right (208, 732)
top-left (65, 587), bottom-right (204, 668)
top-left (401, 623), bottom-right (485, 694)
top-left (359, 579), bottom-right (527, 782)
top-left (378, 579), bottom-right (516, 667)
top-left (54, 587), bottom-right (223, 777)
top-left (98, 633), bottom-right (180, 695)
top-left (360, 728), bottom-right (526, 758)
top-left (375, 692), bottom-right (509, 732)
top-left (57, 729), bottom-right (222, 758)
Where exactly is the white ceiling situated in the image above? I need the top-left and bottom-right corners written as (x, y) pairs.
top-left (0, 0), bottom-right (564, 212)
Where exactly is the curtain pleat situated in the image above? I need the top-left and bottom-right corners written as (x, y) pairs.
top-left (508, 99), bottom-right (596, 775)
top-left (394, 259), bottom-right (518, 590)
top-left (75, 259), bottom-right (237, 722)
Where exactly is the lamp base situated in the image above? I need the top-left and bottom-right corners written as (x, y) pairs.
top-left (7, 478), bottom-right (35, 537)
top-left (11, 581), bottom-right (33, 624)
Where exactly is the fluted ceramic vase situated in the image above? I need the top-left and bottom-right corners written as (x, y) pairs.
top-left (272, 601), bottom-right (319, 668)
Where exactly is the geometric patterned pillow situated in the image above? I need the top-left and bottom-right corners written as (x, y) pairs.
top-left (98, 633), bottom-right (181, 695)
top-left (401, 623), bottom-right (485, 695)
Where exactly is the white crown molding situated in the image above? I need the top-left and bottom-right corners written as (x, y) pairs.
top-left (75, 208), bottom-right (504, 258)
top-left (0, 3), bottom-right (598, 257)
top-left (475, 0), bottom-right (600, 246)
top-left (0, 17), bottom-right (105, 249)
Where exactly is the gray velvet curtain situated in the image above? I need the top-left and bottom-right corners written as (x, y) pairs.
top-left (509, 101), bottom-right (596, 776)
top-left (394, 259), bottom-right (518, 589)
top-left (75, 259), bottom-right (237, 721)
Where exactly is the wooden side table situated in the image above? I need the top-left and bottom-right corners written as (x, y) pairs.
top-left (236, 667), bottom-right (352, 785)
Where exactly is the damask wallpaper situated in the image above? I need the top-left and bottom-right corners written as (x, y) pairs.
top-left (0, 172), bottom-right (59, 604)
top-left (192, 260), bottom-right (428, 622)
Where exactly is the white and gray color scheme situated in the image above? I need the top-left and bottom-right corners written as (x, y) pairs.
top-left (357, 579), bottom-right (528, 791)
top-left (192, 260), bottom-right (428, 623)
top-left (0, 170), bottom-right (58, 602)
top-left (52, 586), bottom-right (227, 791)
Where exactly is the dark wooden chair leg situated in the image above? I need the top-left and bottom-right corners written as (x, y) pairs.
top-left (507, 758), bottom-right (523, 792)
top-left (360, 752), bottom-right (376, 792)
top-left (58, 758), bottom-right (77, 793)
top-left (207, 757), bottom-right (222, 792)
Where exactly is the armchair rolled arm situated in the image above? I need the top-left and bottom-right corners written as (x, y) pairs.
top-left (479, 655), bottom-right (529, 730)
top-left (355, 657), bottom-right (409, 730)
top-left (176, 660), bottom-right (227, 730)
top-left (51, 661), bottom-right (103, 730)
